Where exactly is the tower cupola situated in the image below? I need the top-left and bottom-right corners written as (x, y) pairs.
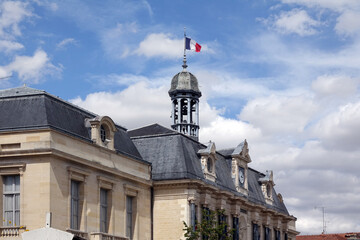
top-left (169, 67), bottom-right (201, 140)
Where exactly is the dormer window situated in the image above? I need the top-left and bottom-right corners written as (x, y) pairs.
top-left (198, 141), bottom-right (217, 182)
top-left (231, 140), bottom-right (251, 195)
top-left (85, 116), bottom-right (117, 150)
top-left (259, 170), bottom-right (274, 204)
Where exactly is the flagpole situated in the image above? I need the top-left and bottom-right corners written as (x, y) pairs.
top-left (183, 27), bottom-right (187, 69)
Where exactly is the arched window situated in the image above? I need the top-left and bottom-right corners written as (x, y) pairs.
top-left (266, 184), bottom-right (272, 198)
top-left (100, 125), bottom-right (107, 143)
top-left (207, 158), bottom-right (213, 173)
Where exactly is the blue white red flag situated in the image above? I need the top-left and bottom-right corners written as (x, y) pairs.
top-left (185, 37), bottom-right (201, 52)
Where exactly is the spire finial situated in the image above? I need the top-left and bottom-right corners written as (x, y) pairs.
top-left (183, 27), bottom-right (188, 70)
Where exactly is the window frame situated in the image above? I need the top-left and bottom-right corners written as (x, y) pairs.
top-left (70, 180), bottom-right (80, 230)
top-left (100, 188), bottom-right (108, 233)
top-left (3, 175), bottom-right (20, 227)
top-left (68, 167), bottom-right (89, 231)
top-left (126, 196), bottom-right (134, 239)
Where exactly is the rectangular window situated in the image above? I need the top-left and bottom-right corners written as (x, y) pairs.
top-left (275, 229), bottom-right (280, 240)
top-left (253, 224), bottom-right (260, 240)
top-left (202, 207), bottom-right (211, 240)
top-left (218, 213), bottom-right (227, 240)
top-left (70, 180), bottom-right (80, 230)
top-left (126, 196), bottom-right (133, 239)
top-left (264, 226), bottom-right (270, 240)
top-left (3, 175), bottom-right (20, 227)
top-left (100, 188), bottom-right (108, 233)
top-left (233, 217), bottom-right (239, 240)
top-left (190, 203), bottom-right (197, 231)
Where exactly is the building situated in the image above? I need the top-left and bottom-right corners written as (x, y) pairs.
top-left (0, 87), bottom-right (152, 240)
top-left (128, 63), bottom-right (298, 240)
top-left (0, 62), bottom-right (297, 239)
top-left (297, 233), bottom-right (360, 240)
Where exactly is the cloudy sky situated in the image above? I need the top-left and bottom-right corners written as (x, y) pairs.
top-left (1, 0), bottom-right (360, 235)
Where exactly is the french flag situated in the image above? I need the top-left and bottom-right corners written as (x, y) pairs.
top-left (185, 37), bottom-right (201, 52)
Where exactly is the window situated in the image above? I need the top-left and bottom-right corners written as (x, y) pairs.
top-left (126, 196), bottom-right (133, 239)
top-left (275, 229), bottom-right (280, 240)
top-left (202, 207), bottom-right (211, 240)
top-left (3, 175), bottom-right (20, 226)
top-left (233, 217), bottom-right (239, 240)
top-left (100, 125), bottom-right (107, 143)
top-left (190, 202), bottom-right (197, 231)
top-left (238, 167), bottom-right (245, 187)
top-left (267, 184), bottom-right (271, 198)
top-left (70, 180), bottom-right (80, 230)
top-left (207, 158), bottom-right (213, 173)
top-left (218, 212), bottom-right (227, 240)
top-left (264, 226), bottom-right (270, 240)
top-left (100, 188), bottom-right (108, 233)
top-left (253, 224), bottom-right (260, 240)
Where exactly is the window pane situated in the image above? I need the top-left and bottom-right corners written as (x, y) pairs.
top-left (4, 211), bottom-right (13, 226)
top-left (14, 176), bottom-right (20, 192)
top-left (4, 176), bottom-right (14, 192)
top-left (126, 196), bottom-right (133, 239)
top-left (15, 210), bottom-right (20, 226)
top-left (15, 194), bottom-right (20, 210)
top-left (4, 195), bottom-right (13, 210)
top-left (70, 181), bottom-right (80, 230)
top-left (100, 189), bottom-right (108, 233)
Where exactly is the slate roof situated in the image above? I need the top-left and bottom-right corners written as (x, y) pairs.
top-left (129, 123), bottom-right (290, 215)
top-left (0, 86), bottom-right (143, 161)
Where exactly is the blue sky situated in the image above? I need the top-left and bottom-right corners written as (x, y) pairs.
top-left (1, 0), bottom-right (360, 235)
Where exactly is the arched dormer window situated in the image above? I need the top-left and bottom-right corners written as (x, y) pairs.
top-left (86, 116), bottom-right (117, 150)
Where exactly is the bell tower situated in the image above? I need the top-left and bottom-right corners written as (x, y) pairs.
top-left (168, 56), bottom-right (201, 140)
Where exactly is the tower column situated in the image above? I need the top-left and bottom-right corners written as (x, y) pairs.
top-left (172, 100), bottom-right (175, 125)
top-left (196, 100), bottom-right (199, 126)
top-left (177, 97), bottom-right (181, 132)
top-left (187, 98), bottom-right (191, 134)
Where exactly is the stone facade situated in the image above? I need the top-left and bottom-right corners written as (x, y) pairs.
top-left (0, 88), bottom-right (152, 240)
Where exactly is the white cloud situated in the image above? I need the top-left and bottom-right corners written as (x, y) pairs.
top-left (0, 40), bottom-right (23, 53)
top-left (263, 9), bottom-right (320, 36)
top-left (56, 38), bottom-right (77, 49)
top-left (280, 0), bottom-right (360, 37)
top-left (312, 75), bottom-right (359, 97)
top-left (335, 10), bottom-right (360, 36)
top-left (134, 33), bottom-right (183, 59)
top-left (200, 116), bottom-right (262, 149)
top-left (313, 101), bottom-right (360, 151)
top-left (70, 81), bottom-right (171, 129)
top-left (281, 0), bottom-right (360, 11)
top-left (239, 94), bottom-right (318, 136)
top-left (0, 1), bottom-right (32, 38)
top-left (1, 49), bottom-right (61, 83)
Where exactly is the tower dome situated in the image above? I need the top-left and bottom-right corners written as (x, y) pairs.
top-left (169, 68), bottom-right (202, 140)
top-left (168, 70), bottom-right (202, 97)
